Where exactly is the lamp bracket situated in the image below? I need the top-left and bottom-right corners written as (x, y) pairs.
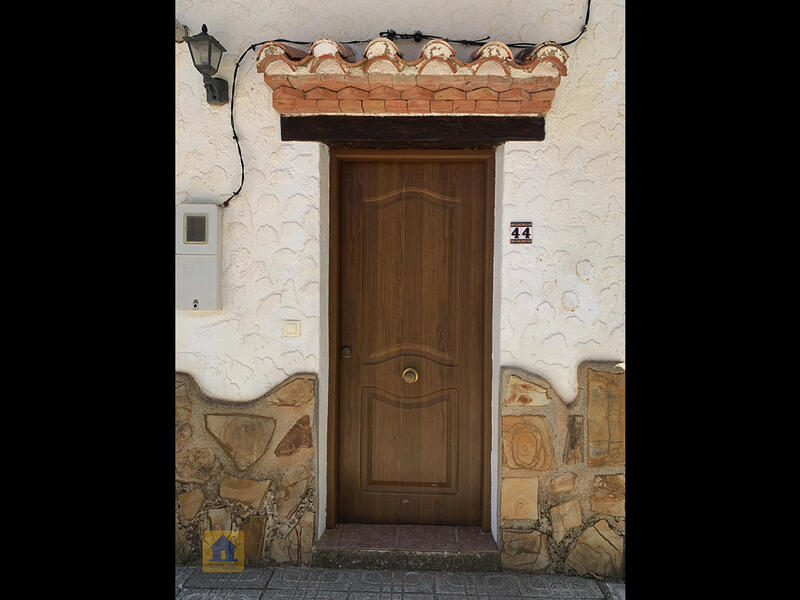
top-left (203, 76), bottom-right (229, 105)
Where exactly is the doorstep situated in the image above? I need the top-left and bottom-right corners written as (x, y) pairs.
top-left (311, 524), bottom-right (500, 572)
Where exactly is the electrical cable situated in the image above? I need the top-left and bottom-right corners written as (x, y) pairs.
top-left (379, 30), bottom-right (490, 46)
top-left (382, 0), bottom-right (590, 48)
top-left (219, 0), bottom-right (590, 207)
top-left (558, 0), bottom-right (591, 47)
top-left (222, 38), bottom-right (366, 206)
top-left (222, 44), bottom-right (258, 207)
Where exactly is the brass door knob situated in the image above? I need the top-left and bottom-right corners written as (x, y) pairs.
top-left (402, 368), bottom-right (419, 383)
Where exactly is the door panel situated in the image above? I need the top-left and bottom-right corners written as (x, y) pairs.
top-left (335, 150), bottom-right (492, 526)
top-left (361, 188), bottom-right (461, 366)
top-left (361, 387), bottom-right (458, 492)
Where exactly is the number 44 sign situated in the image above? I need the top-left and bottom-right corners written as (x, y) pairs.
top-left (510, 221), bottom-right (532, 244)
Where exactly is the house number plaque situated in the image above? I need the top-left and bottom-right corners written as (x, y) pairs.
top-left (510, 221), bottom-right (532, 244)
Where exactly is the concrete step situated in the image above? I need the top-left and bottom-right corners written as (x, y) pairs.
top-left (311, 523), bottom-right (500, 572)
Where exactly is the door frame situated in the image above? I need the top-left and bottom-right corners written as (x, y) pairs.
top-left (326, 148), bottom-right (495, 531)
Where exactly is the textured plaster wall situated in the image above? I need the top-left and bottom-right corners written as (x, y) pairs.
top-left (175, 45), bottom-right (322, 401)
top-left (175, 0), bottom-right (624, 403)
top-left (498, 72), bottom-right (626, 399)
top-left (176, 0), bottom-right (624, 537)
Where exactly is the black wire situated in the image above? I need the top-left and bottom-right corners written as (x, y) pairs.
top-left (222, 44), bottom-right (256, 207)
top-left (381, 0), bottom-right (591, 48)
top-left (559, 0), bottom-right (591, 46)
top-left (270, 38), bottom-right (311, 45)
top-left (221, 0), bottom-right (590, 207)
top-left (379, 30), bottom-right (490, 46)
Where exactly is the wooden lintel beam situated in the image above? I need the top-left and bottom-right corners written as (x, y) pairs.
top-left (280, 115), bottom-right (545, 148)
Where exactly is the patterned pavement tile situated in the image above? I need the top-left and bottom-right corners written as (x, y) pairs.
top-left (435, 572), bottom-right (470, 594)
top-left (177, 566), bottom-right (198, 594)
top-left (185, 568), bottom-right (273, 589)
top-left (434, 572), bottom-right (521, 596)
top-left (233, 568), bottom-right (273, 589)
top-left (398, 572), bottom-right (435, 594)
top-left (175, 565), bottom-right (616, 600)
top-left (315, 568), bottom-right (355, 591)
top-left (458, 596), bottom-right (519, 600)
top-left (183, 572), bottom-right (239, 589)
top-left (267, 567), bottom-right (324, 589)
top-left (469, 572), bottom-right (521, 596)
top-left (516, 574), bottom-right (604, 599)
top-left (176, 591), bottom-right (207, 600)
top-left (177, 566), bottom-right (197, 585)
top-left (176, 590), bottom-right (264, 600)
top-left (261, 590), bottom-right (348, 599)
top-left (348, 569), bottom-right (402, 593)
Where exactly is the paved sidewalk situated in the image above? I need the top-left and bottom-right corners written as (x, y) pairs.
top-left (175, 565), bottom-right (625, 599)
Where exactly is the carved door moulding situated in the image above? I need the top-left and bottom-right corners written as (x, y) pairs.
top-left (256, 37), bottom-right (568, 117)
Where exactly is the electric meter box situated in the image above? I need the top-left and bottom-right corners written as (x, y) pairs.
top-left (176, 203), bottom-right (222, 311)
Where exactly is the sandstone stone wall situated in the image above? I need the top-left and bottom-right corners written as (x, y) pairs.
top-left (175, 362), bottom-right (625, 577)
top-left (175, 372), bottom-right (317, 566)
top-left (499, 362), bottom-right (625, 579)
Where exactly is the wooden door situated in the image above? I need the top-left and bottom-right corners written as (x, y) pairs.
top-left (331, 149), bottom-right (493, 527)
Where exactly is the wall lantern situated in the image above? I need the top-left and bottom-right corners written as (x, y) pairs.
top-left (185, 24), bottom-right (228, 105)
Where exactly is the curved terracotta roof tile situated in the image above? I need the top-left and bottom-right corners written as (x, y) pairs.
top-left (257, 54), bottom-right (297, 75)
top-left (310, 54), bottom-right (348, 74)
top-left (362, 55), bottom-right (403, 74)
top-left (257, 41), bottom-right (308, 61)
top-left (419, 38), bottom-right (456, 60)
top-left (472, 41), bottom-right (514, 62)
top-left (257, 36), bottom-right (568, 116)
top-left (473, 56), bottom-right (511, 77)
top-left (517, 41), bottom-right (569, 71)
top-left (309, 38), bottom-right (356, 61)
top-left (364, 37), bottom-right (402, 60)
top-left (418, 55), bottom-right (458, 75)
top-left (528, 56), bottom-right (568, 77)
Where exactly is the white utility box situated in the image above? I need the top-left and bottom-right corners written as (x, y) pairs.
top-left (176, 203), bottom-right (222, 311)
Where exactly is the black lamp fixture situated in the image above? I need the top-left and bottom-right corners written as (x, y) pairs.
top-left (185, 24), bottom-right (228, 105)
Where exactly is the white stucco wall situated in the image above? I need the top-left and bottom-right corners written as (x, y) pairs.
top-left (176, 0), bottom-right (624, 536)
